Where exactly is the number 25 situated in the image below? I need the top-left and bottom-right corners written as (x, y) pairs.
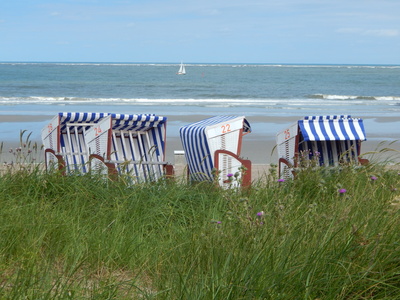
top-left (284, 129), bottom-right (290, 140)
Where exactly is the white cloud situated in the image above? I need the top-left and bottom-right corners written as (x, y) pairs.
top-left (336, 28), bottom-right (399, 37)
top-left (364, 29), bottom-right (399, 37)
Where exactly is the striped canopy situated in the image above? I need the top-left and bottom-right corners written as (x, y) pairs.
top-left (42, 112), bottom-right (168, 176)
top-left (298, 115), bottom-right (366, 141)
top-left (180, 115), bottom-right (251, 134)
top-left (58, 112), bottom-right (167, 132)
top-left (179, 115), bottom-right (251, 181)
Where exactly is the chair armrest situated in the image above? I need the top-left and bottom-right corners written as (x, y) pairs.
top-left (89, 154), bottom-right (118, 179)
top-left (44, 148), bottom-right (66, 175)
top-left (278, 157), bottom-right (297, 179)
top-left (214, 149), bottom-right (252, 187)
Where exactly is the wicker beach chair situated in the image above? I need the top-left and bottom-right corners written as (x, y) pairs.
top-left (276, 115), bottom-right (367, 179)
top-left (41, 112), bottom-right (173, 182)
top-left (179, 116), bottom-right (252, 188)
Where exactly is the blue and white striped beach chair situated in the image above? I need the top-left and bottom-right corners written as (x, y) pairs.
top-left (276, 115), bottom-right (367, 179)
top-left (179, 116), bottom-right (252, 188)
top-left (42, 112), bottom-right (172, 182)
top-left (41, 112), bottom-right (101, 174)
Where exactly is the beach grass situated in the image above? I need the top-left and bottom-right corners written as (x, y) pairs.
top-left (0, 155), bottom-right (399, 299)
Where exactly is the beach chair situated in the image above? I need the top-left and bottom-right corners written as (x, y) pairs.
top-left (42, 112), bottom-right (172, 182)
top-left (42, 112), bottom-right (102, 175)
top-left (276, 115), bottom-right (367, 179)
top-left (179, 116), bottom-right (252, 188)
top-left (85, 113), bottom-right (172, 183)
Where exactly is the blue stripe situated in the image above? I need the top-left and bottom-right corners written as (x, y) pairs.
top-left (298, 121), bottom-right (311, 141)
top-left (183, 126), bottom-right (197, 178)
top-left (309, 121), bottom-right (320, 141)
top-left (338, 120), bottom-right (349, 140)
top-left (358, 119), bottom-right (366, 140)
top-left (156, 127), bottom-right (162, 157)
top-left (318, 121), bottom-right (329, 141)
top-left (299, 116), bottom-right (366, 141)
top-left (328, 121), bottom-right (339, 140)
top-left (348, 119), bottom-right (358, 140)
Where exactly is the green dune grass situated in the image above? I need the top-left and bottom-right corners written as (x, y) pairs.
top-left (0, 160), bottom-right (399, 299)
top-left (1, 131), bottom-right (400, 299)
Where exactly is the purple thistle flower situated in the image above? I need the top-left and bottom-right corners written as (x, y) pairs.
top-left (338, 188), bottom-right (347, 194)
top-left (227, 173), bottom-right (234, 178)
top-left (277, 178), bottom-right (285, 183)
top-left (257, 211), bottom-right (265, 217)
top-left (217, 221), bottom-right (222, 224)
top-left (370, 176), bottom-right (378, 181)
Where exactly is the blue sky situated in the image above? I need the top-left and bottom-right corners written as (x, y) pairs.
top-left (1, 0), bottom-right (399, 64)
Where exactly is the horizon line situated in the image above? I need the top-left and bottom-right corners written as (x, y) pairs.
top-left (1, 61), bottom-right (399, 67)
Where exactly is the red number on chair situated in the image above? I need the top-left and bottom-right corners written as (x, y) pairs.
top-left (94, 126), bottom-right (102, 136)
top-left (221, 124), bottom-right (231, 134)
top-left (284, 129), bottom-right (290, 140)
top-left (47, 124), bottom-right (53, 133)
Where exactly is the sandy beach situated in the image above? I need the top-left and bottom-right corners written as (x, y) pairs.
top-left (1, 115), bottom-right (399, 163)
top-left (1, 113), bottom-right (399, 181)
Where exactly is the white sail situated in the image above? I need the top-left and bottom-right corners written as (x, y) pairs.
top-left (177, 62), bottom-right (186, 75)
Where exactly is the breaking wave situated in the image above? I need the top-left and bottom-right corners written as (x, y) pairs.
top-left (1, 95), bottom-right (399, 108)
top-left (308, 94), bottom-right (400, 101)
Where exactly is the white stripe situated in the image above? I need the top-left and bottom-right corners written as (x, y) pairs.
top-left (343, 121), bottom-right (356, 140)
top-left (313, 121), bottom-right (325, 141)
top-left (323, 120), bottom-right (335, 140)
top-left (77, 113), bottom-right (85, 122)
top-left (333, 121), bottom-right (346, 140)
top-left (353, 119), bottom-right (366, 140)
top-left (303, 120), bottom-right (316, 141)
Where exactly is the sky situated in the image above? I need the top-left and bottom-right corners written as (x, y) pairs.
top-left (1, 0), bottom-right (399, 64)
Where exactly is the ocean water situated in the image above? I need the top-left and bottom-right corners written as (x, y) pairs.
top-left (1, 62), bottom-right (399, 144)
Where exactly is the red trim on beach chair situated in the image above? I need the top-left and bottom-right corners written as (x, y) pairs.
top-left (164, 164), bottom-right (175, 178)
top-left (214, 149), bottom-right (252, 188)
top-left (89, 154), bottom-right (118, 180)
top-left (278, 157), bottom-right (297, 179)
top-left (44, 148), bottom-right (66, 175)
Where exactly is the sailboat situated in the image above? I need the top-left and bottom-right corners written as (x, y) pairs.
top-left (177, 62), bottom-right (186, 75)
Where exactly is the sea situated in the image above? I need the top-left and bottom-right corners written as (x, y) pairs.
top-left (1, 62), bottom-right (399, 149)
